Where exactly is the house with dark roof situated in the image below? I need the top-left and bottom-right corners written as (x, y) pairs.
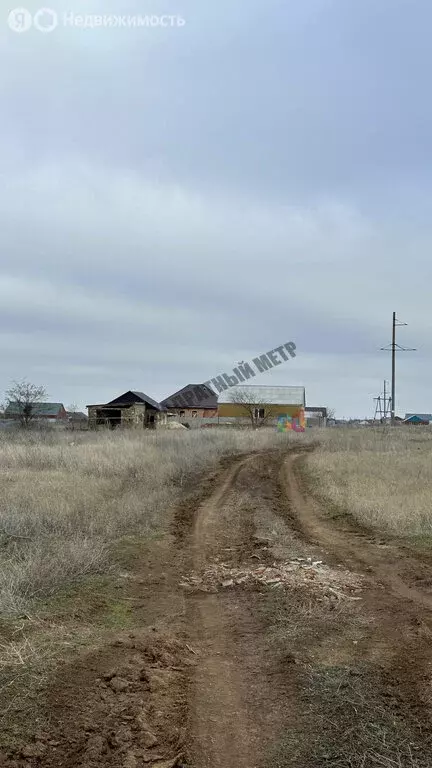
top-left (86, 391), bottom-right (163, 429)
top-left (5, 402), bottom-right (68, 421)
top-left (160, 384), bottom-right (218, 425)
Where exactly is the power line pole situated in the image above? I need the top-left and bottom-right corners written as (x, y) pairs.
top-left (381, 312), bottom-right (416, 425)
top-left (391, 312), bottom-right (396, 425)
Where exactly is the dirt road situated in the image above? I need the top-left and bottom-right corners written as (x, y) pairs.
top-left (187, 459), bottom-right (260, 768)
top-left (4, 448), bottom-right (432, 767)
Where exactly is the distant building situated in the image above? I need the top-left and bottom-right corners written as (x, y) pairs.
top-left (66, 411), bottom-right (88, 429)
top-left (87, 391), bottom-right (163, 429)
top-left (404, 413), bottom-right (432, 424)
top-left (218, 385), bottom-right (306, 426)
top-left (4, 402), bottom-right (68, 421)
top-left (160, 384), bottom-right (218, 426)
top-left (403, 414), bottom-right (430, 425)
top-left (67, 410), bottom-right (87, 421)
top-left (305, 406), bottom-right (327, 427)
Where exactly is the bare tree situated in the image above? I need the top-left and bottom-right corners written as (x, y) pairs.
top-left (229, 388), bottom-right (273, 428)
top-left (5, 379), bottom-right (48, 428)
top-left (326, 407), bottom-right (336, 421)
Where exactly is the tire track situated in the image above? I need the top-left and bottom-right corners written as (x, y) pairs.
top-left (186, 456), bottom-right (261, 768)
top-left (282, 452), bottom-right (432, 611)
top-left (280, 450), bottom-right (432, 759)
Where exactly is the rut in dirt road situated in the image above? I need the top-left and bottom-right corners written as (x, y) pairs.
top-left (279, 451), bottom-right (432, 766)
top-left (186, 457), bottom-right (272, 768)
top-left (283, 452), bottom-right (432, 610)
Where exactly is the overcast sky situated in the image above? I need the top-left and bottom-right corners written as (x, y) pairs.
top-left (1, 0), bottom-right (430, 418)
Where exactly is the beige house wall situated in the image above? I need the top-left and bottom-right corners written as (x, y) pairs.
top-left (218, 403), bottom-right (302, 418)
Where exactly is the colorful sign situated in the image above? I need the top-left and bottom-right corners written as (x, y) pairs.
top-left (277, 409), bottom-right (305, 433)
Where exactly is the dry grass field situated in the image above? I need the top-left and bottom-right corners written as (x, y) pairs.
top-left (0, 427), bottom-right (308, 619)
top-left (304, 427), bottom-right (432, 537)
top-left (0, 426), bottom-right (313, 757)
top-left (2, 425), bottom-right (432, 767)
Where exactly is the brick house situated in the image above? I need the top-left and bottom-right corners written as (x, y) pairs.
top-left (160, 384), bottom-right (218, 426)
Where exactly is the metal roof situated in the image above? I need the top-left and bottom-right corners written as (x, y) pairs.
top-left (106, 391), bottom-right (162, 410)
top-left (5, 402), bottom-right (65, 416)
top-left (218, 385), bottom-right (305, 406)
top-left (305, 407), bottom-right (327, 418)
top-left (405, 413), bottom-right (432, 421)
top-left (161, 384), bottom-right (217, 410)
top-left (131, 391), bottom-right (162, 410)
top-left (403, 414), bottom-right (430, 423)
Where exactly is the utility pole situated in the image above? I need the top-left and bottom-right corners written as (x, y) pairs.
top-left (381, 312), bottom-right (416, 425)
top-left (391, 312), bottom-right (396, 426)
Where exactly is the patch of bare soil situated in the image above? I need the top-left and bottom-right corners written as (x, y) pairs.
top-left (1, 628), bottom-right (187, 768)
top-left (182, 450), bottom-right (329, 768)
top-left (185, 456), bottom-right (277, 768)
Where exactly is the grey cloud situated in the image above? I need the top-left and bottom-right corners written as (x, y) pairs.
top-left (2, 0), bottom-right (432, 200)
top-left (1, 0), bottom-right (432, 416)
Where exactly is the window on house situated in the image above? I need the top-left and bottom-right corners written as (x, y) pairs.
top-left (254, 408), bottom-right (265, 419)
top-left (191, 410), bottom-right (197, 418)
top-left (179, 410), bottom-right (185, 417)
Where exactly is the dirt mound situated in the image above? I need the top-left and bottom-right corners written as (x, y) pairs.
top-left (1, 629), bottom-right (189, 768)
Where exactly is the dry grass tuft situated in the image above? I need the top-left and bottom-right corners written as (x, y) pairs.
top-left (299, 662), bottom-right (431, 767)
top-left (267, 661), bottom-right (430, 767)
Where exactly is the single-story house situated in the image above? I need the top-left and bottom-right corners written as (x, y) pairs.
top-left (403, 414), bottom-right (431, 426)
top-left (160, 384), bottom-right (218, 426)
top-left (87, 391), bottom-right (163, 429)
top-left (404, 413), bottom-right (432, 424)
top-left (218, 385), bottom-right (306, 426)
top-left (305, 406), bottom-right (327, 427)
top-left (5, 402), bottom-right (68, 421)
